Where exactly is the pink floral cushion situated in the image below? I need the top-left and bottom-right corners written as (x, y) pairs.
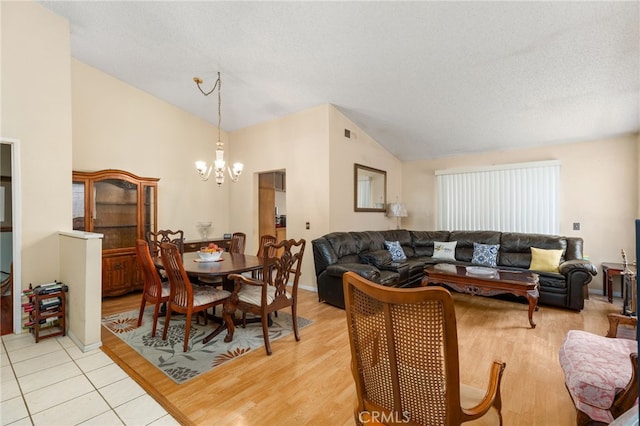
top-left (559, 330), bottom-right (637, 423)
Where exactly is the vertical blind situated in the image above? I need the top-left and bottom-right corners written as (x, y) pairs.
top-left (436, 160), bottom-right (560, 234)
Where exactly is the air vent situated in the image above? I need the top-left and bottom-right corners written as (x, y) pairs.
top-left (344, 129), bottom-right (351, 139)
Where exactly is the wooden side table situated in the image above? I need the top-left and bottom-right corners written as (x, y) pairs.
top-left (602, 262), bottom-right (637, 303)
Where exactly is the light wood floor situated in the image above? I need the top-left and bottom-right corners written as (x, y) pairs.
top-left (101, 288), bottom-right (622, 426)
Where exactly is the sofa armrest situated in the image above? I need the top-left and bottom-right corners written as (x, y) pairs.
top-left (559, 259), bottom-right (597, 276)
top-left (559, 259), bottom-right (597, 311)
top-left (325, 263), bottom-right (381, 282)
top-left (378, 262), bottom-right (410, 287)
top-left (378, 262), bottom-right (409, 271)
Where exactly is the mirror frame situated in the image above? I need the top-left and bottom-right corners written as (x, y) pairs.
top-left (354, 163), bottom-right (387, 212)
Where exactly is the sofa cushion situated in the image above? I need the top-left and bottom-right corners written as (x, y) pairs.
top-left (380, 230), bottom-right (414, 257)
top-left (471, 243), bottom-right (500, 267)
top-left (384, 241), bottom-right (407, 261)
top-left (411, 231), bottom-right (451, 257)
top-left (325, 263), bottom-right (380, 282)
top-left (351, 231), bottom-right (386, 253)
top-left (499, 232), bottom-right (567, 269)
top-left (559, 330), bottom-right (636, 423)
top-left (450, 231), bottom-right (501, 262)
top-left (530, 247), bottom-right (563, 272)
top-left (433, 241), bottom-right (457, 261)
top-left (325, 232), bottom-right (359, 259)
top-left (359, 249), bottom-right (393, 267)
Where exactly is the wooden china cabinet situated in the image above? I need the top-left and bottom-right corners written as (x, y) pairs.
top-left (72, 169), bottom-right (158, 297)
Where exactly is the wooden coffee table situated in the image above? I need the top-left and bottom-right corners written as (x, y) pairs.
top-left (422, 264), bottom-right (540, 328)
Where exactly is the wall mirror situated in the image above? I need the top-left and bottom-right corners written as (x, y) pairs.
top-left (354, 163), bottom-right (387, 212)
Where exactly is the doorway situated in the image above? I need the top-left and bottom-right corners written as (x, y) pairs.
top-left (1, 138), bottom-right (21, 335)
top-left (258, 170), bottom-right (286, 246)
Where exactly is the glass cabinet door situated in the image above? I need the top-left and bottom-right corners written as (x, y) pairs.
top-left (142, 184), bottom-right (156, 241)
top-left (93, 179), bottom-right (138, 250)
top-left (72, 180), bottom-right (87, 231)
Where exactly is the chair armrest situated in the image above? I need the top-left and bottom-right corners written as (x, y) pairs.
top-left (559, 259), bottom-right (597, 276)
top-left (606, 313), bottom-right (638, 338)
top-left (378, 262), bottom-right (409, 272)
top-left (325, 263), bottom-right (380, 282)
top-left (227, 273), bottom-right (264, 294)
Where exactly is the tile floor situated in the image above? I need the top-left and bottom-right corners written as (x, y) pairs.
top-left (1, 332), bottom-right (179, 425)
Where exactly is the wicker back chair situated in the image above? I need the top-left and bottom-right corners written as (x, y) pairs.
top-left (342, 271), bottom-right (506, 426)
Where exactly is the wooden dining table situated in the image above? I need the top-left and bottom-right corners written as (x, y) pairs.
top-left (153, 251), bottom-right (264, 343)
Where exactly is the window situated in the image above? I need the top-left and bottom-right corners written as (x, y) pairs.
top-left (436, 160), bottom-right (560, 234)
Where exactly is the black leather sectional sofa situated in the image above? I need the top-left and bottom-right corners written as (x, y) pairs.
top-left (311, 229), bottom-right (597, 311)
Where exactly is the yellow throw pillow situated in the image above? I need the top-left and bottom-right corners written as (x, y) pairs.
top-left (529, 247), bottom-right (563, 273)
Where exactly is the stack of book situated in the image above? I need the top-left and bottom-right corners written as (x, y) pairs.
top-left (34, 282), bottom-right (66, 295)
top-left (39, 297), bottom-right (61, 312)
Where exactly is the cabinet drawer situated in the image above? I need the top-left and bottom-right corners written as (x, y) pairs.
top-left (102, 255), bottom-right (134, 296)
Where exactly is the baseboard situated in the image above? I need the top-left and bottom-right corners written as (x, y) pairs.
top-left (299, 284), bottom-right (317, 293)
top-left (67, 330), bottom-right (102, 353)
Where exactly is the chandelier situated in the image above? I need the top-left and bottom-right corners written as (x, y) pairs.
top-left (193, 72), bottom-right (243, 186)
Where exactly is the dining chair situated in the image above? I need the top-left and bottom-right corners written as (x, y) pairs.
top-left (252, 234), bottom-right (277, 279)
top-left (160, 242), bottom-right (233, 352)
top-left (225, 238), bottom-right (306, 355)
top-left (342, 271), bottom-right (506, 426)
top-left (135, 240), bottom-right (170, 337)
top-left (559, 313), bottom-right (638, 425)
top-left (229, 232), bottom-right (246, 254)
top-left (146, 229), bottom-right (184, 256)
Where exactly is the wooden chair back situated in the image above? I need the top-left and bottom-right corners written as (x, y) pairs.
top-left (229, 232), bottom-right (246, 254)
top-left (226, 238), bottom-right (306, 355)
top-left (257, 234), bottom-right (277, 258)
top-left (159, 242), bottom-right (232, 352)
top-left (146, 229), bottom-right (184, 255)
top-left (160, 242), bottom-right (193, 310)
top-left (135, 239), bottom-right (170, 336)
top-left (253, 234), bottom-right (277, 280)
top-left (136, 240), bottom-right (165, 300)
top-left (262, 238), bottom-right (305, 303)
top-left (342, 271), bottom-right (505, 425)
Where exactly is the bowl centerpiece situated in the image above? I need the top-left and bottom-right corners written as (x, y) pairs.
top-left (197, 242), bottom-right (223, 261)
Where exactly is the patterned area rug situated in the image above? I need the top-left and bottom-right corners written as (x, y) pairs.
top-left (102, 307), bottom-right (312, 384)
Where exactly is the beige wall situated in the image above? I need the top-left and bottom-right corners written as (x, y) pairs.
top-left (229, 105), bottom-right (331, 288)
top-left (71, 60), bottom-right (231, 241)
top-left (1, 1), bottom-right (73, 289)
top-left (229, 105), bottom-right (404, 289)
top-left (403, 133), bottom-right (639, 289)
top-left (328, 107), bottom-right (403, 232)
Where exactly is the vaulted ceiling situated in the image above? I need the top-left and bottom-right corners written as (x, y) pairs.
top-left (39, 1), bottom-right (639, 161)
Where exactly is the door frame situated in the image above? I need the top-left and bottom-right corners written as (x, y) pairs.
top-left (1, 137), bottom-right (22, 334)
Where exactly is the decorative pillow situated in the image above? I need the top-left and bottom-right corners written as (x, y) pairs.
top-left (384, 241), bottom-right (407, 262)
top-left (471, 243), bottom-right (500, 267)
top-left (529, 247), bottom-right (563, 272)
top-left (432, 241), bottom-right (457, 261)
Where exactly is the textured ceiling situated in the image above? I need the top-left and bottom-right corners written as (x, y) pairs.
top-left (39, 1), bottom-right (639, 161)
